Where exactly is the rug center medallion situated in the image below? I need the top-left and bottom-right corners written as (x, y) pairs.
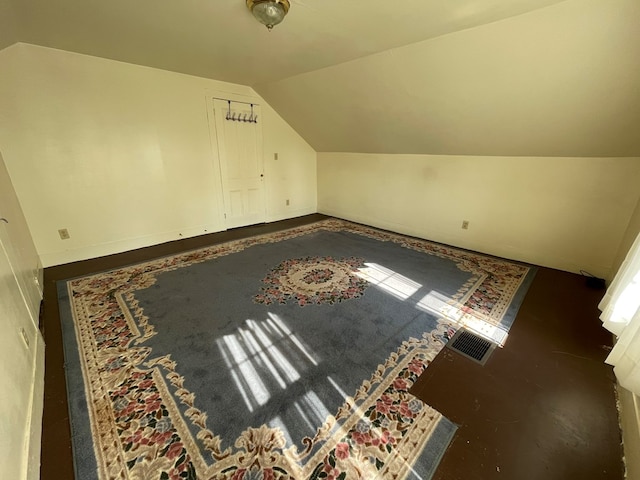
top-left (254, 256), bottom-right (369, 306)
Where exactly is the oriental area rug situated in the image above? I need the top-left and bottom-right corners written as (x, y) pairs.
top-left (58, 219), bottom-right (536, 480)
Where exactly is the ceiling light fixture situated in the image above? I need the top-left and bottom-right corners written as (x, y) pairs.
top-left (246, 0), bottom-right (290, 31)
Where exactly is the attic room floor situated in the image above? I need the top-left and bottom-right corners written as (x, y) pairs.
top-left (39, 214), bottom-right (624, 480)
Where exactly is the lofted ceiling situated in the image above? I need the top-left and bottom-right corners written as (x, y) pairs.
top-left (3, 0), bottom-right (569, 86)
top-left (256, 0), bottom-right (640, 156)
top-left (1, 0), bottom-right (639, 156)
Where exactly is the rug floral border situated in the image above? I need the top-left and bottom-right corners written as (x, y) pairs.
top-left (64, 219), bottom-right (532, 479)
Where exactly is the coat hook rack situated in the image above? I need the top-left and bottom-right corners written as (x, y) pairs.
top-left (223, 100), bottom-right (259, 124)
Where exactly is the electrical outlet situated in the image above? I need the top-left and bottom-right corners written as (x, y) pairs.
top-left (274, 153), bottom-right (279, 160)
top-left (58, 228), bottom-right (70, 240)
top-left (462, 220), bottom-right (469, 230)
top-left (20, 327), bottom-right (30, 348)
top-left (286, 199), bottom-right (290, 206)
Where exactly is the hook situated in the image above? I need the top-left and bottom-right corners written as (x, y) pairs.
top-left (223, 100), bottom-right (258, 123)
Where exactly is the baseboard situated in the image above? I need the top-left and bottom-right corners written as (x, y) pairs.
top-left (39, 210), bottom-right (319, 268)
top-left (265, 206), bottom-right (317, 224)
top-left (619, 385), bottom-right (640, 479)
top-left (39, 224), bottom-right (225, 267)
top-left (317, 206), bottom-right (610, 277)
top-left (25, 331), bottom-right (45, 480)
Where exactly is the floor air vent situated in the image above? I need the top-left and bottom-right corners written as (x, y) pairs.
top-left (447, 328), bottom-right (497, 365)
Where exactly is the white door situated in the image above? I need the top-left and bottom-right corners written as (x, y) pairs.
top-left (0, 238), bottom-right (35, 480)
top-left (0, 153), bottom-right (41, 326)
top-left (213, 99), bottom-right (266, 229)
top-left (0, 152), bottom-right (44, 480)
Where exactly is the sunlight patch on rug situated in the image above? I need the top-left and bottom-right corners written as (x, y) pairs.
top-left (417, 290), bottom-right (510, 346)
top-left (355, 263), bottom-right (422, 300)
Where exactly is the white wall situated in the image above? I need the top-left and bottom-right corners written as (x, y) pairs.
top-left (0, 150), bottom-right (44, 480)
top-left (318, 153), bottom-right (640, 279)
top-left (0, 43), bottom-right (316, 267)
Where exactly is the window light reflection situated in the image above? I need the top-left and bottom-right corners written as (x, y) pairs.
top-left (326, 376), bottom-right (349, 401)
top-left (268, 313), bottom-right (319, 366)
top-left (610, 273), bottom-right (640, 325)
top-left (247, 319), bottom-right (301, 383)
top-left (218, 334), bottom-right (270, 411)
top-left (238, 327), bottom-right (287, 389)
top-left (216, 315), bottom-right (322, 413)
top-left (355, 263), bottom-right (422, 300)
top-left (417, 290), bottom-right (508, 346)
top-left (269, 415), bottom-right (294, 446)
top-left (293, 390), bottom-right (332, 433)
top-left (354, 262), bottom-right (509, 345)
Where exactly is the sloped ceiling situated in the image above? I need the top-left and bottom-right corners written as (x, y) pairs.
top-left (0, 0), bottom-right (19, 50)
top-left (257, 0), bottom-right (640, 156)
top-left (6, 0), bottom-right (568, 85)
top-left (2, 0), bottom-right (640, 156)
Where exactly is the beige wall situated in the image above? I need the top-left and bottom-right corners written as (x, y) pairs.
top-left (318, 153), bottom-right (640, 278)
top-left (262, 102), bottom-right (318, 223)
top-left (258, 0), bottom-right (640, 157)
top-left (0, 44), bottom-right (316, 267)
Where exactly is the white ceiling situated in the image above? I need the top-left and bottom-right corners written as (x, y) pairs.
top-left (5, 0), bottom-right (568, 85)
